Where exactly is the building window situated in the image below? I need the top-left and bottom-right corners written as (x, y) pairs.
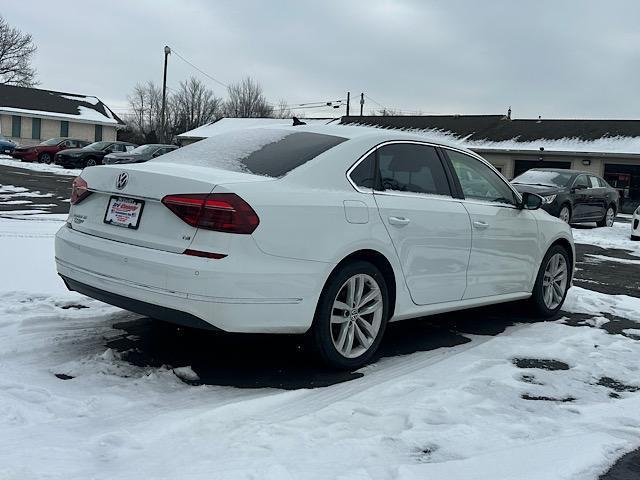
top-left (11, 116), bottom-right (21, 138)
top-left (94, 124), bottom-right (103, 141)
top-left (32, 118), bottom-right (41, 140)
top-left (60, 121), bottom-right (69, 137)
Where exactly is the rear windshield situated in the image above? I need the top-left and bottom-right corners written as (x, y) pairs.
top-left (155, 129), bottom-right (347, 178)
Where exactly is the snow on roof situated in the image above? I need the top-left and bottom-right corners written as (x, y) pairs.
top-left (0, 84), bottom-right (123, 126)
top-left (177, 117), bottom-right (337, 139)
top-left (342, 116), bottom-right (640, 155)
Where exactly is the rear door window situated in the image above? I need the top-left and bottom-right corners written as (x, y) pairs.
top-left (376, 143), bottom-right (451, 196)
top-left (155, 129), bottom-right (347, 178)
top-left (588, 176), bottom-right (600, 188)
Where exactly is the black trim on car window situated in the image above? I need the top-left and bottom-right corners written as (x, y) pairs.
top-left (436, 147), bottom-right (464, 199)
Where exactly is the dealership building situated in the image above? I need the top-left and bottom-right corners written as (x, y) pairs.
top-left (341, 115), bottom-right (640, 213)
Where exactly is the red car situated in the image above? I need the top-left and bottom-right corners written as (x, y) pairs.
top-left (12, 137), bottom-right (90, 164)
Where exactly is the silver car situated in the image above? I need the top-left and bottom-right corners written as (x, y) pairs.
top-left (103, 144), bottom-right (178, 165)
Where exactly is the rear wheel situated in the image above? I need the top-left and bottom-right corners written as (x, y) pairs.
top-left (558, 204), bottom-right (571, 224)
top-left (312, 261), bottom-right (389, 369)
top-left (38, 152), bottom-right (52, 164)
top-left (596, 205), bottom-right (615, 227)
top-left (530, 245), bottom-right (571, 318)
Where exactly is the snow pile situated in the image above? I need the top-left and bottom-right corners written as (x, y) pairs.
top-left (0, 156), bottom-right (81, 176)
top-left (466, 135), bottom-right (640, 154)
top-left (177, 117), bottom-right (334, 140)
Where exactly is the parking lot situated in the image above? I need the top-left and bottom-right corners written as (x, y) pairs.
top-left (1, 160), bottom-right (638, 479)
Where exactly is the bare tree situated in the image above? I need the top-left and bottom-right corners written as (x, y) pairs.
top-left (173, 76), bottom-right (223, 132)
top-left (224, 77), bottom-right (273, 118)
top-left (374, 108), bottom-right (402, 116)
top-left (126, 81), bottom-right (166, 143)
top-left (271, 98), bottom-right (293, 119)
top-left (0, 16), bottom-right (37, 87)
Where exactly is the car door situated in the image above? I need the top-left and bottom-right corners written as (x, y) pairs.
top-left (443, 148), bottom-right (539, 299)
top-left (571, 174), bottom-right (591, 220)
top-left (366, 142), bottom-right (472, 305)
top-left (587, 175), bottom-right (607, 219)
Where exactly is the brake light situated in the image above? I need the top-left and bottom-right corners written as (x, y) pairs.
top-left (162, 193), bottom-right (259, 234)
top-left (70, 176), bottom-right (91, 205)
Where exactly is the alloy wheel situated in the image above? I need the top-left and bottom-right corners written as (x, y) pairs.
top-left (605, 207), bottom-right (615, 227)
top-left (330, 273), bottom-right (383, 359)
top-left (86, 158), bottom-right (96, 167)
top-left (542, 253), bottom-right (568, 310)
top-left (559, 206), bottom-right (570, 223)
top-left (41, 153), bottom-right (51, 164)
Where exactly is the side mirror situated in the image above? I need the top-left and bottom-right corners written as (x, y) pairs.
top-left (571, 185), bottom-right (586, 193)
top-left (520, 192), bottom-right (544, 210)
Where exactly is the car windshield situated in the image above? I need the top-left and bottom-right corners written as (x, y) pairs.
top-left (512, 170), bottom-right (573, 187)
top-left (154, 129), bottom-right (347, 177)
top-left (39, 138), bottom-right (64, 146)
top-left (129, 145), bottom-right (157, 154)
top-left (83, 141), bottom-right (112, 151)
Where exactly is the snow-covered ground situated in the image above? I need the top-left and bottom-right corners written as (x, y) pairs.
top-left (0, 155), bottom-right (81, 176)
top-left (572, 222), bottom-right (640, 255)
top-left (0, 214), bottom-right (639, 479)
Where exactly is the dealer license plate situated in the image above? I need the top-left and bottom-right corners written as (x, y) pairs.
top-left (104, 196), bottom-right (144, 229)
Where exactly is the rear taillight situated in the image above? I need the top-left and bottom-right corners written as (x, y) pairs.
top-left (70, 176), bottom-right (91, 205)
top-left (162, 193), bottom-right (259, 234)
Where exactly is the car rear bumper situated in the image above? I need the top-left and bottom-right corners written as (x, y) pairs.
top-left (55, 224), bottom-right (329, 333)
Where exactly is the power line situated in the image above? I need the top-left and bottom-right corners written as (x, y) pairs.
top-left (166, 45), bottom-right (345, 112)
top-left (169, 47), bottom-right (229, 90)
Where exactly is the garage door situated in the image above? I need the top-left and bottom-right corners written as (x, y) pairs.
top-left (513, 160), bottom-right (572, 178)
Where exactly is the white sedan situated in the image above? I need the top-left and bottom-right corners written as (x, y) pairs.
top-left (55, 125), bottom-right (575, 369)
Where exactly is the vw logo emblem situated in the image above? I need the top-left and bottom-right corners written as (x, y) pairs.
top-left (115, 172), bottom-right (129, 190)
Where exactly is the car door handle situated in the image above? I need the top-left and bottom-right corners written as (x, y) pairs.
top-left (388, 216), bottom-right (410, 226)
top-left (473, 220), bottom-right (489, 229)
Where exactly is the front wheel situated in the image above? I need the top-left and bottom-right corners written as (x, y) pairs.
top-left (596, 206), bottom-right (615, 227)
top-left (558, 204), bottom-right (571, 224)
top-left (530, 245), bottom-right (571, 318)
top-left (312, 261), bottom-right (389, 369)
top-left (39, 152), bottom-right (52, 164)
top-left (85, 157), bottom-right (97, 167)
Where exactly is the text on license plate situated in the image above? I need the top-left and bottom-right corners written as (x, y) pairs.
top-left (104, 196), bottom-right (144, 229)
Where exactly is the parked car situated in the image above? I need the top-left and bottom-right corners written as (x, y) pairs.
top-left (55, 126), bottom-right (574, 369)
top-left (511, 168), bottom-right (620, 227)
top-left (12, 138), bottom-right (90, 164)
top-left (55, 141), bottom-right (137, 168)
top-left (103, 144), bottom-right (178, 165)
top-left (632, 205), bottom-right (640, 240)
top-left (0, 136), bottom-right (16, 155)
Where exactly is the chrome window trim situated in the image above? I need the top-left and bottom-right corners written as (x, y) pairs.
top-left (345, 140), bottom-right (456, 200)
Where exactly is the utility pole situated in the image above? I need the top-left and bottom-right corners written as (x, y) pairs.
top-left (161, 45), bottom-right (171, 141)
top-left (346, 91), bottom-right (350, 116)
top-left (360, 93), bottom-right (364, 116)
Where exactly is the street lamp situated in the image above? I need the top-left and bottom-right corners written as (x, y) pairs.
top-left (161, 46), bottom-right (171, 141)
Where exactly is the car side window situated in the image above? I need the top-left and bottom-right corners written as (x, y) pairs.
top-left (349, 151), bottom-right (376, 189)
top-left (597, 177), bottom-right (610, 188)
top-left (446, 150), bottom-right (517, 205)
top-left (125, 145), bottom-right (135, 152)
top-left (588, 176), bottom-right (600, 188)
top-left (574, 175), bottom-right (589, 189)
top-left (376, 143), bottom-right (450, 195)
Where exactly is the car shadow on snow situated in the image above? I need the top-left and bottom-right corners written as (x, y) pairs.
top-left (105, 301), bottom-right (544, 390)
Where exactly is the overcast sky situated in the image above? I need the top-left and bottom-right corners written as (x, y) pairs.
top-left (4, 0), bottom-right (640, 119)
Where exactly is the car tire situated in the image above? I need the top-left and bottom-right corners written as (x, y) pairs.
top-left (530, 245), bottom-right (571, 318)
top-left (558, 204), bottom-right (571, 224)
top-left (596, 205), bottom-right (615, 227)
top-left (85, 157), bottom-right (97, 167)
top-left (39, 152), bottom-right (52, 164)
top-left (631, 235), bottom-right (640, 241)
top-left (312, 261), bottom-right (390, 370)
